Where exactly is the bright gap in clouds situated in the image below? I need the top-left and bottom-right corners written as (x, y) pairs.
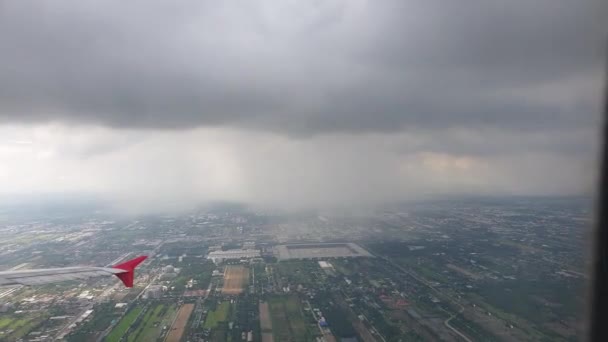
top-left (0, 124), bottom-right (594, 213)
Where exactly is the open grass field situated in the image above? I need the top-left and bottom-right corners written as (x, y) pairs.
top-left (125, 303), bottom-right (178, 342)
top-left (259, 302), bottom-right (272, 331)
top-left (262, 332), bottom-right (275, 342)
top-left (0, 316), bottom-right (22, 330)
top-left (165, 303), bottom-right (194, 342)
top-left (127, 304), bottom-right (163, 342)
top-left (105, 306), bottom-right (143, 342)
top-left (203, 301), bottom-right (231, 329)
top-left (0, 314), bottom-right (46, 341)
top-left (259, 301), bottom-right (274, 342)
top-left (268, 295), bottom-right (311, 342)
top-left (222, 265), bottom-right (249, 295)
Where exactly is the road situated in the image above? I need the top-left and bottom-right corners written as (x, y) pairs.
top-left (441, 307), bottom-right (473, 342)
top-left (304, 300), bottom-right (337, 342)
top-left (56, 303), bottom-right (94, 341)
top-left (378, 255), bottom-right (471, 342)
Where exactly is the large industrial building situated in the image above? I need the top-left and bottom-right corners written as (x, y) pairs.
top-left (207, 249), bottom-right (261, 264)
top-left (275, 243), bottom-right (372, 261)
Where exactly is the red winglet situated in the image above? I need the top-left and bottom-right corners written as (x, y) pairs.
top-left (112, 255), bottom-right (147, 288)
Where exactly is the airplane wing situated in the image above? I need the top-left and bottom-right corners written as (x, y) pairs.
top-left (0, 255), bottom-right (147, 288)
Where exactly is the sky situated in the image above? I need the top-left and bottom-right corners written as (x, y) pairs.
top-left (0, 0), bottom-right (605, 212)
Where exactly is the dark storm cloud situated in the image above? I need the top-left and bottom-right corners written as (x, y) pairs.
top-left (0, 0), bottom-right (604, 136)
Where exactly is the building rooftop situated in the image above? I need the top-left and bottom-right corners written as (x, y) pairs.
top-left (206, 249), bottom-right (261, 263)
top-left (275, 243), bottom-right (372, 260)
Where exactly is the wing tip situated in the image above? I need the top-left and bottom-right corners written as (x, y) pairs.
top-left (112, 255), bottom-right (148, 287)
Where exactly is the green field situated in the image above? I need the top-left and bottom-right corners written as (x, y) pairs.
top-left (203, 301), bottom-right (231, 329)
top-left (0, 314), bottom-right (47, 341)
top-left (160, 304), bottom-right (179, 325)
top-left (0, 316), bottom-right (15, 329)
top-left (126, 303), bottom-right (166, 342)
top-left (268, 295), bottom-right (311, 342)
top-left (105, 306), bottom-right (143, 342)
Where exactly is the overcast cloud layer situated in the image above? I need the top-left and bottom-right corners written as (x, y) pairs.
top-left (0, 0), bottom-right (605, 212)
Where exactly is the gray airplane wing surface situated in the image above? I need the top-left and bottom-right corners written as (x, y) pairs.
top-left (0, 267), bottom-right (122, 286)
top-left (0, 255), bottom-right (147, 288)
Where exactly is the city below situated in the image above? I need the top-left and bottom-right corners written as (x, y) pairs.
top-left (0, 197), bottom-right (590, 341)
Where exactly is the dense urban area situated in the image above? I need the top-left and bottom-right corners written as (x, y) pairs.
top-left (0, 197), bottom-right (590, 341)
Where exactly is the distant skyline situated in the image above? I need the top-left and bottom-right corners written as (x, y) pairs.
top-left (0, 1), bottom-right (605, 213)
